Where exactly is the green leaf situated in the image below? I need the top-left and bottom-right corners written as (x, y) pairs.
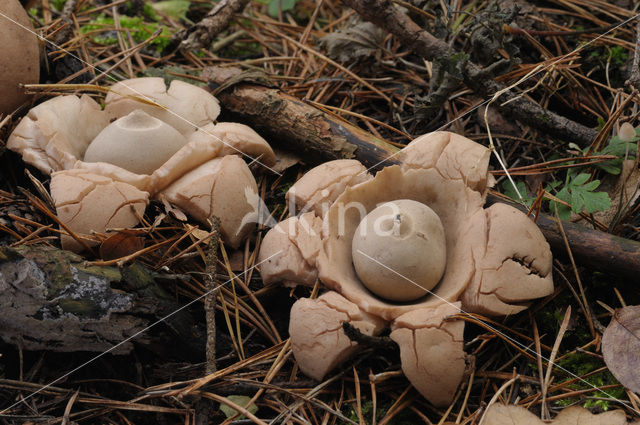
top-left (556, 173), bottom-right (612, 216)
top-left (268, 0), bottom-right (297, 17)
top-left (571, 173), bottom-right (589, 186)
top-left (596, 134), bottom-right (637, 175)
top-left (550, 186), bottom-right (572, 220)
top-left (583, 191), bottom-right (611, 213)
top-left (501, 180), bottom-right (535, 207)
top-left (219, 395), bottom-right (258, 420)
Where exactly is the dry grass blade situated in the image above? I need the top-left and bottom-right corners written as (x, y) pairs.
top-left (541, 306), bottom-right (572, 419)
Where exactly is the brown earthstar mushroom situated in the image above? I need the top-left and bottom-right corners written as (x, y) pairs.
top-left (264, 131), bottom-right (554, 406)
top-left (7, 78), bottom-right (275, 252)
top-left (0, 0), bottom-right (40, 115)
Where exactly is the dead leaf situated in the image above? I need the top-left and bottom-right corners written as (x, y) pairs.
top-left (483, 404), bottom-right (630, 425)
top-left (553, 405), bottom-right (627, 424)
top-left (593, 160), bottom-right (640, 227)
top-left (603, 305), bottom-right (640, 394)
top-left (318, 22), bottom-right (386, 63)
top-left (272, 148), bottom-right (301, 173)
top-left (161, 196), bottom-right (188, 222)
top-left (482, 404), bottom-right (541, 425)
top-left (100, 230), bottom-right (145, 260)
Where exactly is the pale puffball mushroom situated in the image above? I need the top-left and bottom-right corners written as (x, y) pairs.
top-left (105, 78), bottom-right (220, 136)
top-left (0, 0), bottom-right (40, 115)
top-left (352, 199), bottom-right (446, 302)
top-left (84, 110), bottom-right (188, 175)
top-left (619, 122), bottom-right (637, 142)
top-left (161, 155), bottom-right (260, 248)
top-left (286, 159), bottom-right (372, 216)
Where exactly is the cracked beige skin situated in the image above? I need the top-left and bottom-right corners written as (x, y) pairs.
top-left (263, 131), bottom-right (554, 407)
top-left (8, 78), bottom-right (275, 251)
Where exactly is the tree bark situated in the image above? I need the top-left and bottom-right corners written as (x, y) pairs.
top-left (169, 0), bottom-right (251, 52)
top-left (0, 245), bottom-right (201, 356)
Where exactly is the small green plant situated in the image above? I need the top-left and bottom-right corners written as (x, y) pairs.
top-left (502, 172), bottom-right (610, 221)
top-left (608, 46), bottom-right (629, 67)
top-left (502, 126), bottom-right (639, 219)
top-left (594, 129), bottom-right (637, 175)
top-left (502, 180), bottom-right (536, 208)
top-left (549, 172), bottom-right (611, 221)
top-left (151, 1), bottom-right (192, 22)
top-left (52, 0), bottom-right (67, 11)
top-left (80, 14), bottom-right (173, 52)
top-left (254, 0), bottom-right (299, 18)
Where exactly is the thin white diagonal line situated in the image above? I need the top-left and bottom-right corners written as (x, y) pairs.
top-left (361, 12), bottom-right (640, 174)
top-left (355, 249), bottom-right (639, 414)
top-left (0, 10), bottom-right (282, 176)
top-left (0, 249), bottom-right (283, 415)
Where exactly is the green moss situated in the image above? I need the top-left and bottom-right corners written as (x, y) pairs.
top-left (554, 352), bottom-right (626, 411)
top-left (51, 0), bottom-right (67, 11)
top-left (80, 14), bottom-right (174, 52)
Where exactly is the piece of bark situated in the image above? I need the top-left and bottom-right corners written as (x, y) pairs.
top-left (169, 0), bottom-right (250, 52)
top-left (0, 245), bottom-right (201, 355)
top-left (203, 67), bottom-right (399, 168)
top-left (342, 0), bottom-right (599, 147)
top-left (202, 68), bottom-right (640, 278)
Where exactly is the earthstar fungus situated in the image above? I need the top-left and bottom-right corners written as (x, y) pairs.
top-left (259, 131), bottom-right (554, 406)
top-left (7, 78), bottom-right (275, 251)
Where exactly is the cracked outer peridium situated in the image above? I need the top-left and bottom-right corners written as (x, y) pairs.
top-left (7, 95), bottom-right (110, 175)
top-left (390, 302), bottom-right (466, 407)
top-left (258, 212), bottom-right (323, 287)
top-left (460, 203), bottom-right (554, 316)
top-left (188, 122), bottom-right (277, 167)
top-left (286, 159), bottom-right (373, 216)
top-left (160, 155), bottom-right (259, 248)
top-left (399, 131), bottom-right (495, 193)
top-left (104, 77), bottom-right (220, 136)
top-left (289, 291), bottom-right (386, 381)
top-left (50, 169), bottom-right (149, 252)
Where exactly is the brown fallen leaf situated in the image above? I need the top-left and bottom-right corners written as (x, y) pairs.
top-left (554, 405), bottom-right (628, 424)
top-left (318, 21), bottom-right (386, 62)
top-left (271, 147), bottom-right (301, 173)
top-left (603, 305), bottom-right (640, 394)
top-left (593, 160), bottom-right (640, 227)
top-left (482, 403), bottom-right (542, 425)
top-left (99, 229), bottom-right (146, 260)
top-left (483, 404), bottom-right (630, 425)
